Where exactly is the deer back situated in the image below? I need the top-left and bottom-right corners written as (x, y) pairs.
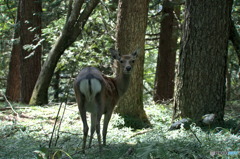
top-left (74, 67), bottom-right (120, 114)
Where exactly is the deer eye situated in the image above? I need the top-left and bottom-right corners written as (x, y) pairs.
top-left (131, 60), bottom-right (135, 63)
top-left (120, 60), bottom-right (124, 63)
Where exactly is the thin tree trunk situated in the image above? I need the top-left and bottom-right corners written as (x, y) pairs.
top-left (29, 0), bottom-right (100, 105)
top-left (230, 19), bottom-right (240, 66)
top-left (173, 0), bottom-right (232, 124)
top-left (115, 0), bottom-right (151, 129)
top-left (226, 69), bottom-right (231, 101)
top-left (53, 70), bottom-right (60, 102)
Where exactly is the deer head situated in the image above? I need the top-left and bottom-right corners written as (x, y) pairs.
top-left (110, 48), bottom-right (139, 74)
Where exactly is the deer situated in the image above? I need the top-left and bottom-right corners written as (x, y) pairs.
top-left (73, 48), bottom-right (139, 153)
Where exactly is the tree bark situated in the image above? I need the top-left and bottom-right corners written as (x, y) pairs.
top-left (19, 0), bottom-right (42, 103)
top-left (29, 0), bottom-right (100, 105)
top-left (6, 0), bottom-right (42, 103)
top-left (154, 0), bottom-right (179, 103)
top-left (53, 70), bottom-right (60, 102)
top-left (173, 0), bottom-right (232, 124)
top-left (115, 0), bottom-right (151, 129)
top-left (6, 1), bottom-right (21, 102)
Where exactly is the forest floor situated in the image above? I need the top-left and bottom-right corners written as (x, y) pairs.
top-left (0, 100), bottom-right (239, 159)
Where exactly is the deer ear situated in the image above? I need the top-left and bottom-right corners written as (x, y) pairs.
top-left (131, 48), bottom-right (140, 58)
top-left (110, 48), bottom-right (121, 60)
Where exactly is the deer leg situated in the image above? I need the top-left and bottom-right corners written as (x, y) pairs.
top-left (95, 94), bottom-right (103, 152)
top-left (82, 114), bottom-right (88, 154)
top-left (96, 113), bottom-right (102, 152)
top-left (89, 113), bottom-right (96, 148)
top-left (103, 108), bottom-right (114, 146)
top-left (77, 95), bottom-right (88, 153)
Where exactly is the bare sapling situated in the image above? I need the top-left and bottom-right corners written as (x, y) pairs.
top-left (73, 48), bottom-right (139, 153)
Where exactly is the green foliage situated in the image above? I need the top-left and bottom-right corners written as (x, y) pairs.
top-left (0, 101), bottom-right (239, 158)
top-left (42, 1), bottom-right (117, 102)
top-left (228, 45), bottom-right (240, 100)
top-left (34, 147), bottom-right (73, 159)
top-left (1, 0), bottom-right (238, 103)
top-left (0, 0), bottom-right (17, 91)
top-left (143, 49), bottom-right (158, 101)
top-left (0, 0), bottom-right (16, 38)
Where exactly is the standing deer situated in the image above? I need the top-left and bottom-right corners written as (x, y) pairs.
top-left (73, 48), bottom-right (139, 153)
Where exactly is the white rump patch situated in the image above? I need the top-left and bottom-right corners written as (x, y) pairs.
top-left (79, 78), bottom-right (102, 102)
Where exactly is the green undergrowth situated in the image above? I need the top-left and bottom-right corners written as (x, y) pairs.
top-left (0, 101), bottom-right (239, 159)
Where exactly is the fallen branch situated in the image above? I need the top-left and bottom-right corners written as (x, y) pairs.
top-left (0, 92), bottom-right (19, 117)
top-left (120, 147), bottom-right (135, 159)
top-left (129, 129), bottom-right (152, 138)
top-left (0, 107), bottom-right (30, 111)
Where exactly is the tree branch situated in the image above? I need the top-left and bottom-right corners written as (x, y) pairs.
top-left (29, 0), bottom-right (100, 105)
top-left (4, 0), bottom-right (15, 22)
top-left (65, 0), bottom-right (84, 31)
top-left (74, 0), bottom-right (100, 34)
top-left (0, 92), bottom-right (19, 117)
top-left (66, 0), bottom-right (73, 21)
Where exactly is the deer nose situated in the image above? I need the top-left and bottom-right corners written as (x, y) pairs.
top-left (126, 66), bottom-right (132, 71)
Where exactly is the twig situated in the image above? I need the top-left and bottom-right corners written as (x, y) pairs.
top-left (189, 128), bottom-right (202, 144)
top-left (0, 92), bottom-right (19, 117)
top-left (49, 102), bottom-right (63, 148)
top-left (0, 107), bottom-right (30, 111)
top-left (120, 147), bottom-right (135, 159)
top-left (129, 129), bottom-right (152, 138)
top-left (54, 102), bottom-right (67, 146)
top-left (49, 68), bottom-right (75, 148)
top-left (59, 131), bottom-right (82, 136)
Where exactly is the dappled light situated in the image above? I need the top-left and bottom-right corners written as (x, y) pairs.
top-left (1, 0), bottom-right (240, 158)
top-left (0, 102), bottom-right (239, 158)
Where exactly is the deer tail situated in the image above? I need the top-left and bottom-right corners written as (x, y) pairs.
top-left (79, 78), bottom-right (102, 102)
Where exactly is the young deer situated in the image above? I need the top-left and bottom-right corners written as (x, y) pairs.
top-left (73, 48), bottom-right (139, 153)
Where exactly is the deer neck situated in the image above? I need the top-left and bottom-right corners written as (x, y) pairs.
top-left (115, 72), bottom-right (131, 97)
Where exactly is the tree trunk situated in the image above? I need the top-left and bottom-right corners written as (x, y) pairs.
top-left (29, 0), bottom-right (100, 105)
top-left (154, 0), bottom-right (179, 103)
top-left (6, 1), bottom-right (21, 102)
top-left (19, 0), bottom-right (42, 103)
top-left (173, 0), bottom-right (232, 124)
top-left (53, 70), bottom-right (60, 102)
top-left (226, 69), bottom-right (231, 101)
top-left (115, 0), bottom-right (151, 129)
top-left (6, 0), bottom-right (42, 104)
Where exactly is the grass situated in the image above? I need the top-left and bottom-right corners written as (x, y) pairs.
top-left (0, 101), bottom-right (239, 159)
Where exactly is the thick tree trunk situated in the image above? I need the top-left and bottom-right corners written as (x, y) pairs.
top-left (19, 0), bottom-right (42, 103)
top-left (6, 2), bottom-right (21, 102)
top-left (115, 0), bottom-right (151, 129)
top-left (29, 0), bottom-right (100, 105)
top-left (173, 0), bottom-right (232, 124)
top-left (6, 0), bottom-right (41, 103)
top-left (154, 0), bottom-right (179, 103)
